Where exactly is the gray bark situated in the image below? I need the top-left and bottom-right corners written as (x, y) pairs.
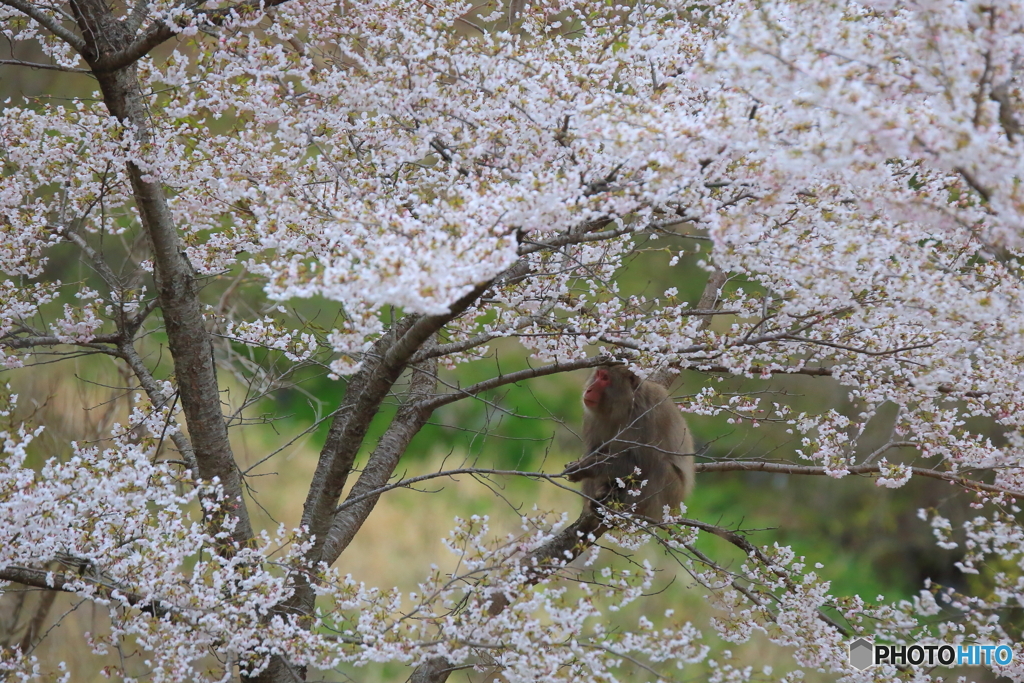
top-left (299, 283), bottom-right (491, 568)
top-left (68, 0), bottom-right (252, 541)
top-left (325, 344), bottom-right (439, 559)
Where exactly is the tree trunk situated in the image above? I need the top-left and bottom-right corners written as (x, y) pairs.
top-left (69, 0), bottom-right (253, 543)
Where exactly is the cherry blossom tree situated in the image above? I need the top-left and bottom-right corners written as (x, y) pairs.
top-left (2, 0), bottom-right (1024, 681)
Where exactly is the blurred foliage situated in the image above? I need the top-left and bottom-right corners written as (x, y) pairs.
top-left (0, 54), bottom-right (997, 681)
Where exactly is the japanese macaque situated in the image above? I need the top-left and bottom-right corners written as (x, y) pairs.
top-left (563, 366), bottom-right (695, 522)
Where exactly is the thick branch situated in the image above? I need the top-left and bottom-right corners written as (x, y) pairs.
top-left (688, 363), bottom-right (986, 398)
top-left (125, 161), bottom-right (247, 535)
top-left (262, 291), bottom-right (494, 683)
top-left (91, 0), bottom-right (294, 73)
top-left (485, 511), bottom-right (605, 615)
top-left (301, 283), bottom-right (494, 566)
top-left (322, 350), bottom-right (440, 563)
top-left (780, 334), bottom-right (936, 357)
top-left (0, 0), bottom-right (85, 51)
top-left (517, 225), bottom-right (634, 255)
top-left (544, 321), bottom-right (805, 356)
top-left (71, 0), bottom-right (252, 541)
top-left (0, 565), bottom-right (171, 618)
top-left (383, 284), bottom-right (493, 370)
top-left (0, 58), bottom-right (89, 73)
top-left (411, 658), bottom-right (461, 683)
top-left (1, 333), bottom-right (120, 349)
top-left (691, 363), bottom-right (834, 377)
top-left (419, 356), bottom-right (607, 411)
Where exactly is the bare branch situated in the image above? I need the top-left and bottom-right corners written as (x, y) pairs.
top-left (517, 226), bottom-right (634, 255)
top-left (697, 460), bottom-right (1023, 498)
top-left (419, 356), bottom-right (608, 412)
top-left (409, 332), bottom-right (497, 364)
top-left (1, 333), bottom-right (120, 350)
top-left (688, 363), bottom-right (986, 398)
top-left (323, 344), bottom-right (440, 562)
top-left (0, 58), bottom-right (89, 73)
top-left (384, 284), bottom-right (494, 371)
top-left (954, 165), bottom-right (992, 203)
top-left (780, 334), bottom-right (936, 357)
top-left (0, 565), bottom-right (171, 618)
top-left (115, 341), bottom-right (197, 472)
top-left (301, 284), bottom-right (496, 565)
top-left (688, 363), bottom-right (834, 377)
top-left (334, 466), bottom-right (569, 515)
top-left (56, 227), bottom-right (121, 290)
top-left (861, 439), bottom-right (917, 466)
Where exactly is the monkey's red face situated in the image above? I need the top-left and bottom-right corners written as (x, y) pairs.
top-left (583, 368), bottom-right (610, 409)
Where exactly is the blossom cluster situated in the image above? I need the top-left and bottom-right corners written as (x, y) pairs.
top-left (2, 0), bottom-right (1024, 681)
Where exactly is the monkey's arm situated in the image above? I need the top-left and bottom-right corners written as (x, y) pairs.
top-left (562, 450), bottom-right (619, 482)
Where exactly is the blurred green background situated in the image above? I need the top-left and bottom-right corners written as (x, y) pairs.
top-left (0, 43), bottom-right (1003, 683)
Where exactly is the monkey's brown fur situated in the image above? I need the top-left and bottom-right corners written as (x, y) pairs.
top-left (564, 366), bottom-right (695, 522)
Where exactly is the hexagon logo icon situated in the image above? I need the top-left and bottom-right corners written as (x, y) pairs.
top-left (849, 638), bottom-right (874, 670)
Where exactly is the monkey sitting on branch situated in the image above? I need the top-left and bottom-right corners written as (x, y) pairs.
top-left (563, 365), bottom-right (695, 523)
